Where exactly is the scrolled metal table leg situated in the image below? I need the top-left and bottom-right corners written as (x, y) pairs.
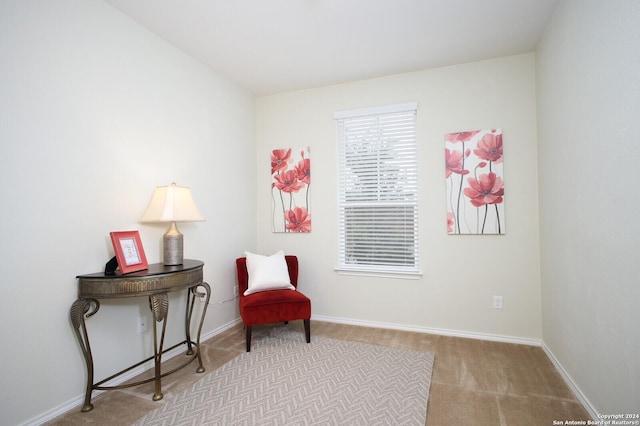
top-left (194, 282), bottom-right (211, 373)
top-left (185, 287), bottom-right (196, 355)
top-left (149, 293), bottom-right (169, 401)
top-left (69, 298), bottom-right (100, 412)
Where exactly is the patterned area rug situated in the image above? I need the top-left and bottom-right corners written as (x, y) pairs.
top-left (134, 328), bottom-right (434, 425)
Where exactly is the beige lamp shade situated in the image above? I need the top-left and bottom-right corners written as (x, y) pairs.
top-left (140, 183), bottom-right (205, 223)
top-left (140, 183), bottom-right (204, 265)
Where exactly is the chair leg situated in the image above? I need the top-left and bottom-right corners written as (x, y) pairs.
top-left (304, 319), bottom-right (310, 343)
top-left (245, 325), bottom-right (252, 352)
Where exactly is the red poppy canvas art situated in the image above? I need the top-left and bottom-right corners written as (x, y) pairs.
top-left (445, 129), bottom-right (505, 235)
top-left (271, 147), bottom-right (311, 232)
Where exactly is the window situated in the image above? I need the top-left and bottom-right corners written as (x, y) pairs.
top-left (333, 103), bottom-right (420, 277)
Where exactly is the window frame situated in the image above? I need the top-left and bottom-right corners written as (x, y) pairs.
top-left (333, 102), bottom-right (421, 279)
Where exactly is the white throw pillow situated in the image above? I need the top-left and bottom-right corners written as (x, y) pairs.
top-left (244, 250), bottom-right (295, 296)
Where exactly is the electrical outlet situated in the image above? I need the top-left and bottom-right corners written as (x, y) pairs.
top-left (137, 316), bottom-right (147, 333)
top-left (493, 296), bottom-right (503, 309)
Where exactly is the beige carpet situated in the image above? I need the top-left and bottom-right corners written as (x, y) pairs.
top-left (133, 327), bottom-right (434, 425)
top-left (46, 321), bottom-right (591, 425)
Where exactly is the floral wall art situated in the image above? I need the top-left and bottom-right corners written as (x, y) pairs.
top-left (445, 129), bottom-right (505, 235)
top-left (271, 147), bottom-right (311, 232)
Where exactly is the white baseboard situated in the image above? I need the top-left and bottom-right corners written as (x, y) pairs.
top-left (541, 343), bottom-right (598, 420)
top-left (200, 317), bottom-right (243, 342)
top-left (22, 318), bottom-right (243, 426)
top-left (311, 314), bottom-right (542, 346)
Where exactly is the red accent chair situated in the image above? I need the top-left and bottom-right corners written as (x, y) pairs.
top-left (236, 255), bottom-right (311, 352)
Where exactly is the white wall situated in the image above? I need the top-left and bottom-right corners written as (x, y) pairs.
top-left (536, 0), bottom-right (640, 414)
top-left (256, 54), bottom-right (542, 341)
top-left (0, 1), bottom-right (256, 424)
top-left (10, 0), bottom-right (637, 421)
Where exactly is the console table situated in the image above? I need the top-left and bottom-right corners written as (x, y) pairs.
top-left (70, 259), bottom-right (210, 412)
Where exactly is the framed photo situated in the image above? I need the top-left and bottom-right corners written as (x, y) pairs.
top-left (109, 231), bottom-right (149, 274)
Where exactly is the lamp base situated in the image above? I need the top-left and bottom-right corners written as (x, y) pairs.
top-left (163, 222), bottom-right (183, 266)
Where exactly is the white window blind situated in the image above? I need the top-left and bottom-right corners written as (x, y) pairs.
top-left (334, 103), bottom-right (419, 276)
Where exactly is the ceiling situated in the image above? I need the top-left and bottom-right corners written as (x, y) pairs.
top-left (104, 0), bottom-right (560, 96)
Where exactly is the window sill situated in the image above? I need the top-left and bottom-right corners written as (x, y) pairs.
top-left (334, 267), bottom-right (422, 280)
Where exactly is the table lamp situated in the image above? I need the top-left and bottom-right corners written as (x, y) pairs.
top-left (140, 183), bottom-right (205, 266)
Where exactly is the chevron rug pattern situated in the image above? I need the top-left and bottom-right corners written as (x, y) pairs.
top-left (134, 327), bottom-right (434, 425)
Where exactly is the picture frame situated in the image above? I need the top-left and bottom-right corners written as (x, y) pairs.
top-left (109, 230), bottom-right (149, 274)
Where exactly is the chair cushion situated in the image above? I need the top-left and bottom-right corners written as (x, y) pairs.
top-left (240, 289), bottom-right (311, 326)
top-left (244, 250), bottom-right (295, 295)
